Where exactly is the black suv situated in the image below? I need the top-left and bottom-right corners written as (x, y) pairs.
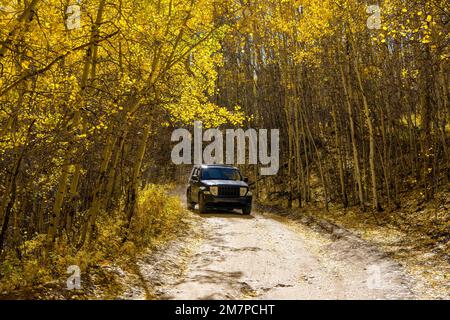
top-left (186, 165), bottom-right (252, 215)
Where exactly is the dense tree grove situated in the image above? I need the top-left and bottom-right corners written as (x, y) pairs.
top-left (215, 0), bottom-right (449, 212)
top-left (0, 0), bottom-right (448, 280)
top-left (0, 0), bottom-right (245, 256)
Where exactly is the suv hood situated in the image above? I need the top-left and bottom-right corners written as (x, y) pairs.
top-left (202, 180), bottom-right (248, 187)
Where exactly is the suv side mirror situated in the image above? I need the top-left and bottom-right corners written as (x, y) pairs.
top-left (243, 177), bottom-right (249, 183)
top-left (191, 175), bottom-right (199, 182)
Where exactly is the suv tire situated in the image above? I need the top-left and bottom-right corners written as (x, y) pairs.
top-left (242, 206), bottom-right (252, 215)
top-left (198, 193), bottom-right (207, 214)
top-left (186, 190), bottom-right (195, 210)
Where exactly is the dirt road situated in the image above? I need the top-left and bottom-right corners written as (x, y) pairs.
top-left (123, 206), bottom-right (417, 300)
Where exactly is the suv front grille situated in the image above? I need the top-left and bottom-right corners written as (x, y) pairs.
top-left (218, 186), bottom-right (240, 198)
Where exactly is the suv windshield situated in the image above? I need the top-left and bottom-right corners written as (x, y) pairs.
top-left (201, 168), bottom-right (241, 181)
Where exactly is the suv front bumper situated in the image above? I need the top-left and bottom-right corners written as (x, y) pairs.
top-left (203, 194), bottom-right (252, 208)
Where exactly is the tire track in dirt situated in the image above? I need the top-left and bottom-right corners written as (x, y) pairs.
top-left (124, 204), bottom-right (415, 300)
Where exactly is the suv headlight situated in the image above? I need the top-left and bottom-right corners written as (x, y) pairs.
top-left (240, 187), bottom-right (248, 197)
top-left (210, 186), bottom-right (219, 196)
